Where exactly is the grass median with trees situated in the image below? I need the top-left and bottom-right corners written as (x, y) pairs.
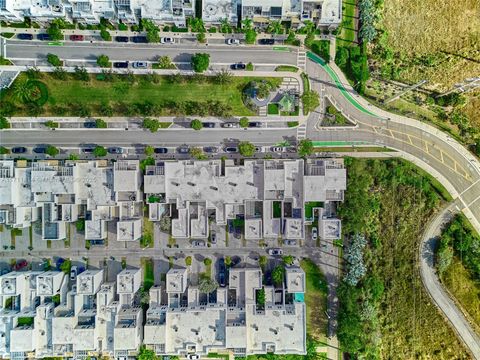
top-left (0, 73), bottom-right (282, 117)
top-left (337, 158), bottom-right (468, 358)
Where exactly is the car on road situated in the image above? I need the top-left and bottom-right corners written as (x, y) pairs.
top-left (202, 122), bottom-right (215, 128)
top-left (177, 146), bottom-right (189, 154)
top-left (284, 239), bottom-right (297, 246)
top-left (69, 35), bottom-right (84, 41)
top-left (17, 33), bottom-right (33, 40)
top-left (154, 147), bottom-right (168, 154)
top-left (224, 146), bottom-right (238, 153)
top-left (204, 146), bottom-right (218, 153)
top-left (84, 121), bottom-right (96, 128)
top-left (191, 240), bottom-right (206, 247)
top-left (267, 248), bottom-right (283, 256)
top-left (211, 230), bottom-right (217, 244)
top-left (37, 33), bottom-right (51, 41)
top-left (11, 147), bottom-right (27, 154)
top-left (108, 147), bottom-right (124, 154)
top-left (70, 266), bottom-right (78, 281)
top-left (248, 122), bottom-right (262, 128)
top-left (33, 146), bottom-right (47, 154)
top-left (222, 122), bottom-right (239, 128)
top-left (271, 146), bottom-right (283, 152)
top-left (113, 61), bottom-right (129, 68)
top-left (218, 258), bottom-right (226, 286)
top-left (131, 36), bottom-right (148, 43)
top-left (230, 62), bottom-right (246, 70)
top-left (311, 227), bottom-right (318, 241)
top-left (115, 36), bottom-right (129, 42)
top-left (226, 38), bottom-right (240, 45)
top-left (132, 61), bottom-right (148, 68)
top-left (259, 38), bottom-right (275, 45)
top-left (160, 37), bottom-right (175, 44)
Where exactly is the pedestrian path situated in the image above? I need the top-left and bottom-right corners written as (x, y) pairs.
top-left (296, 123), bottom-right (307, 140)
top-left (297, 48), bottom-right (307, 71)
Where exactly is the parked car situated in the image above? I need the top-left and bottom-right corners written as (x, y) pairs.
top-left (82, 146), bottom-right (96, 154)
top-left (37, 33), bottom-right (51, 41)
top-left (131, 36), bottom-right (148, 43)
top-left (177, 146), bottom-right (190, 154)
top-left (248, 122), bottom-right (262, 128)
top-left (160, 37), bottom-right (175, 44)
top-left (255, 146), bottom-right (263, 153)
top-left (14, 260), bottom-right (28, 271)
top-left (211, 230), bottom-right (217, 244)
top-left (222, 122), bottom-right (238, 128)
top-left (70, 266), bottom-right (78, 281)
top-left (154, 147), bottom-right (168, 154)
top-left (17, 33), bottom-right (33, 40)
top-left (84, 121), bottom-right (96, 128)
top-left (191, 240), bottom-right (206, 247)
top-left (233, 226), bottom-right (241, 239)
top-left (202, 122), bottom-right (215, 128)
top-left (69, 35), bottom-right (84, 41)
top-left (113, 61), bottom-right (129, 68)
top-left (11, 147), bottom-right (27, 154)
top-left (259, 38), bottom-right (275, 45)
top-left (267, 248), bottom-right (283, 256)
top-left (115, 36), bottom-right (129, 42)
top-left (226, 38), bottom-right (240, 45)
top-left (187, 355), bottom-right (200, 360)
top-left (224, 147), bottom-right (238, 153)
top-left (230, 62), bottom-right (246, 70)
top-left (132, 61), bottom-right (148, 68)
top-left (271, 146), bottom-right (283, 152)
top-left (311, 227), bottom-right (318, 241)
top-left (33, 146), bottom-right (47, 154)
top-left (286, 146), bottom-right (297, 153)
top-left (108, 147), bottom-right (124, 154)
top-left (218, 258), bottom-right (226, 286)
top-left (284, 239), bottom-right (297, 246)
top-left (204, 146), bottom-right (218, 153)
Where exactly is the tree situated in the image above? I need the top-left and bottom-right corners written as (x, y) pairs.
top-left (45, 145), bottom-right (59, 157)
top-left (239, 117), bottom-right (249, 128)
top-left (224, 256), bottom-right (232, 267)
top-left (100, 28), bottom-right (112, 41)
top-left (12, 78), bottom-right (33, 103)
top-left (95, 118), bottom-right (107, 128)
top-left (256, 82), bottom-right (271, 99)
top-left (93, 146), bottom-right (107, 157)
top-left (189, 18), bottom-right (205, 32)
top-left (256, 287), bottom-right (266, 305)
top-left (96, 54), bottom-right (110, 68)
top-left (213, 69), bottom-right (232, 85)
top-left (0, 116), bottom-right (10, 130)
top-left (298, 139), bottom-right (313, 157)
top-left (185, 256), bottom-right (192, 266)
top-left (142, 118), bottom-right (160, 133)
top-left (267, 20), bottom-right (284, 34)
top-left (197, 32), bottom-right (206, 43)
top-left (0, 147), bottom-right (10, 154)
top-left (238, 141), bottom-right (256, 157)
top-left (199, 277), bottom-right (218, 293)
top-left (245, 29), bottom-right (257, 44)
top-left (47, 53), bottom-right (61, 67)
top-left (302, 90), bottom-right (320, 113)
top-left (157, 55), bottom-right (176, 69)
top-left (191, 53), bottom-right (210, 73)
top-left (60, 259), bottom-right (71, 274)
top-left (272, 265), bottom-right (285, 286)
top-left (437, 244), bottom-right (453, 274)
top-left (145, 145), bottom-right (154, 156)
top-left (47, 22), bottom-right (63, 41)
top-left (68, 153), bottom-right (79, 161)
top-left (189, 147), bottom-right (207, 160)
top-left (220, 18), bottom-right (232, 33)
top-left (335, 47), bottom-right (349, 69)
top-left (138, 345), bottom-right (157, 360)
top-left (204, 257), bottom-right (212, 266)
top-left (191, 119), bottom-right (203, 130)
top-left (242, 18), bottom-right (253, 30)
top-left (282, 255), bottom-right (294, 265)
top-left (343, 233), bottom-right (367, 286)
top-left (159, 216), bottom-right (171, 232)
top-left (259, 255), bottom-right (267, 268)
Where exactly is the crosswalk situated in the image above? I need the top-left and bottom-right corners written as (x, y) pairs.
top-left (297, 48), bottom-right (307, 71)
top-left (296, 123), bottom-right (307, 140)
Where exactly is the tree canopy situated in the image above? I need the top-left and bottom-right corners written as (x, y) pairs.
top-left (191, 53), bottom-right (210, 73)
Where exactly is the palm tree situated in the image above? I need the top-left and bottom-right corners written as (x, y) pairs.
top-left (267, 20), bottom-right (283, 34)
top-left (220, 18), bottom-right (232, 33)
top-left (12, 78), bottom-right (33, 103)
top-left (242, 18), bottom-right (253, 30)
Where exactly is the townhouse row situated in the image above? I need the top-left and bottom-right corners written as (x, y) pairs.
top-left (0, 0), bottom-right (341, 28)
top-left (0, 265), bottom-right (307, 359)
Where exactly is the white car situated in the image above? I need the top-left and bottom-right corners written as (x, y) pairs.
top-left (132, 61), bottom-right (148, 68)
top-left (268, 248), bottom-right (283, 256)
top-left (222, 122), bottom-right (239, 128)
top-left (311, 227), bottom-right (318, 241)
top-left (192, 240), bottom-right (206, 247)
top-left (226, 38), bottom-right (240, 45)
top-left (70, 266), bottom-right (78, 281)
top-left (161, 37), bottom-right (175, 44)
top-left (187, 355), bottom-right (200, 360)
top-left (271, 146), bottom-right (283, 152)
top-left (283, 239), bottom-right (297, 246)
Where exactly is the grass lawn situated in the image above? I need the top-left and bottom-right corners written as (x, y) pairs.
top-left (141, 217), bottom-right (154, 248)
top-left (300, 259), bottom-right (328, 343)
top-left (287, 121), bottom-right (299, 127)
top-left (267, 103), bottom-right (279, 115)
top-left (17, 317), bottom-right (34, 326)
top-left (142, 258), bottom-right (154, 291)
top-left (337, 0), bottom-right (357, 47)
top-left (2, 73), bottom-right (282, 117)
top-left (304, 202), bottom-right (323, 219)
top-left (275, 65), bottom-right (299, 72)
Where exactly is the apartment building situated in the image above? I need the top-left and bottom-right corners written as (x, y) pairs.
top-left (144, 159), bottom-right (346, 241)
top-left (0, 159), bottom-right (142, 242)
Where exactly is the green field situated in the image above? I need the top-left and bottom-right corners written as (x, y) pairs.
top-left (337, 0), bottom-right (357, 47)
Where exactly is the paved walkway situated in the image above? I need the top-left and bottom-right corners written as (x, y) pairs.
top-left (420, 202), bottom-right (480, 359)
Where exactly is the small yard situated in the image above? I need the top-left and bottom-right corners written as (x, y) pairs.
top-left (305, 202), bottom-right (323, 219)
top-left (267, 103), bottom-right (279, 115)
top-left (141, 217), bottom-right (154, 248)
top-left (17, 317), bottom-right (34, 326)
top-left (142, 258), bottom-right (154, 291)
top-left (323, 105), bottom-right (352, 126)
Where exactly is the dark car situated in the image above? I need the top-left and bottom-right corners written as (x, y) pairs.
top-left (131, 36), bottom-right (148, 43)
top-left (177, 146), bottom-right (189, 154)
top-left (248, 122), bottom-right (262, 128)
top-left (204, 146), bottom-right (218, 153)
top-left (154, 147), bottom-right (168, 154)
top-left (33, 147), bottom-right (47, 154)
top-left (17, 33), bottom-right (33, 40)
top-left (69, 35), bottom-right (84, 41)
top-left (82, 146), bottom-right (95, 154)
top-left (202, 122), bottom-right (215, 128)
top-left (115, 36), bottom-right (129, 42)
top-left (11, 147), bottom-right (27, 154)
top-left (259, 38), bottom-right (275, 45)
top-left (113, 61), bottom-right (129, 68)
top-left (107, 147), bottom-right (124, 154)
top-left (225, 146), bottom-right (238, 153)
top-left (230, 62), bottom-right (246, 70)
top-left (218, 258), bottom-right (226, 287)
top-left (14, 260), bottom-right (28, 271)
top-left (84, 121), bottom-right (96, 128)
top-left (37, 33), bottom-right (51, 41)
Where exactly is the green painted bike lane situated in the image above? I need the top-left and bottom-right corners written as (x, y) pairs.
top-left (307, 51), bottom-right (379, 118)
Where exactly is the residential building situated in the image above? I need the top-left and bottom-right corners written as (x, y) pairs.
top-left (144, 159), bottom-right (346, 242)
top-left (202, 0), bottom-right (239, 25)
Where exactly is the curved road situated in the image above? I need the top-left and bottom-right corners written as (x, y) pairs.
top-left (420, 202), bottom-right (480, 358)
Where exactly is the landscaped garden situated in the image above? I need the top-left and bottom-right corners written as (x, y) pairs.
top-left (0, 71), bottom-right (283, 117)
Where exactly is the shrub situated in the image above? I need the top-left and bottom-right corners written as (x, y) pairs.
top-left (298, 139), bottom-right (313, 157)
top-left (0, 116), bottom-right (10, 130)
top-left (272, 265), bottom-right (285, 286)
top-left (245, 29), bottom-right (257, 44)
top-left (44, 120), bottom-right (59, 129)
top-left (100, 28), bottom-right (111, 41)
top-left (95, 118), bottom-right (107, 128)
top-left (156, 55), bottom-right (176, 69)
top-left (76, 219), bottom-right (85, 232)
top-left (191, 53), bottom-right (210, 73)
top-left (185, 256), bottom-right (192, 266)
top-left (93, 146), bottom-right (107, 157)
top-left (191, 119), bottom-right (203, 130)
top-left (96, 54), bottom-right (110, 68)
top-left (197, 32), bottom-right (206, 43)
top-left (238, 141), bottom-right (256, 157)
top-left (239, 117), bottom-right (249, 128)
top-left (45, 145), bottom-right (59, 157)
top-left (145, 145), bottom-right (154, 156)
top-left (47, 53), bottom-right (62, 67)
top-left (302, 90), bottom-right (320, 114)
top-left (0, 146), bottom-right (10, 154)
top-left (142, 118), bottom-right (160, 132)
top-left (204, 258), bottom-right (212, 266)
top-left (46, 22), bottom-right (63, 41)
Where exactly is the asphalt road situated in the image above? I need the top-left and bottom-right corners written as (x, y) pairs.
top-left (5, 40), bottom-right (298, 65)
